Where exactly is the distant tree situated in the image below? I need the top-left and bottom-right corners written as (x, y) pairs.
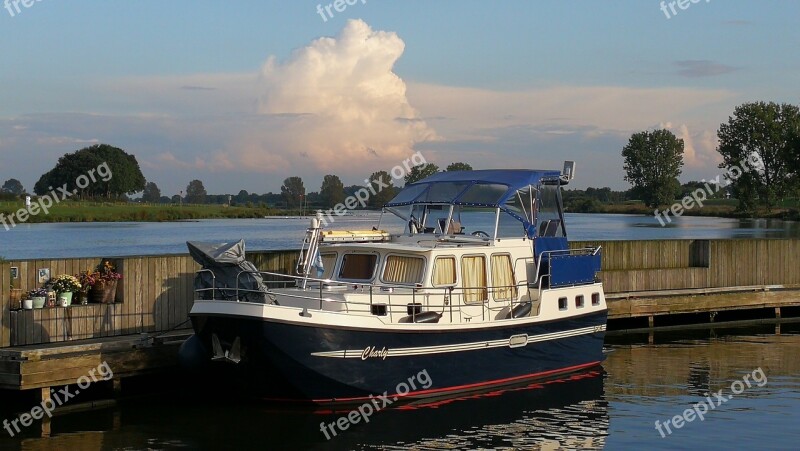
top-left (622, 129), bottom-right (684, 208)
top-left (343, 185), bottom-right (364, 198)
top-left (159, 196), bottom-right (171, 204)
top-left (446, 162), bottom-right (473, 172)
top-left (185, 180), bottom-right (207, 204)
top-left (404, 163), bottom-right (440, 184)
top-left (171, 194), bottom-right (182, 204)
top-left (34, 144), bottom-right (145, 198)
top-left (281, 176), bottom-right (305, 209)
top-left (681, 181), bottom-right (725, 200)
top-left (142, 182), bottom-right (161, 203)
top-left (1, 178), bottom-right (24, 195)
top-left (235, 189), bottom-right (249, 205)
top-left (717, 101), bottom-right (800, 212)
top-left (367, 171), bottom-right (395, 208)
top-left (319, 174), bottom-right (345, 208)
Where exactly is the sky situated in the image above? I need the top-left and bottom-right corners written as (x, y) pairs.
top-left (1, 1), bottom-right (799, 196)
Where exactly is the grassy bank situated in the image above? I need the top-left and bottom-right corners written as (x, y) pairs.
top-left (0, 201), bottom-right (297, 223)
top-left (571, 199), bottom-right (800, 221)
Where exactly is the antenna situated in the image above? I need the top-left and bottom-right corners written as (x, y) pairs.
top-left (562, 161), bottom-right (576, 181)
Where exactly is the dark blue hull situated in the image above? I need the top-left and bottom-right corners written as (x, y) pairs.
top-left (190, 310), bottom-right (606, 403)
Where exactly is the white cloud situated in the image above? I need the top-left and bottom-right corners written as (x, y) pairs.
top-left (231, 19), bottom-right (436, 173)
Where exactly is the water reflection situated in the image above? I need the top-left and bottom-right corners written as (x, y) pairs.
top-left (2, 371), bottom-right (608, 451)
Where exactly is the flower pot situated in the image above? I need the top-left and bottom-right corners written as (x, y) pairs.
top-left (9, 289), bottom-right (23, 310)
top-left (32, 296), bottom-right (46, 309)
top-left (78, 292), bottom-right (89, 305)
top-left (22, 299), bottom-right (33, 310)
top-left (90, 280), bottom-right (118, 303)
top-left (57, 292), bottom-right (73, 307)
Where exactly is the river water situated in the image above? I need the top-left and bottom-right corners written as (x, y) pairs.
top-left (1, 213), bottom-right (799, 259)
top-left (1, 324), bottom-right (798, 450)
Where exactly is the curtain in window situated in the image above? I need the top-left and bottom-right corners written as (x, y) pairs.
top-left (383, 256), bottom-right (425, 284)
top-left (432, 257), bottom-right (456, 286)
top-left (321, 253), bottom-right (337, 279)
top-left (461, 256), bottom-right (487, 304)
top-left (491, 254), bottom-right (517, 301)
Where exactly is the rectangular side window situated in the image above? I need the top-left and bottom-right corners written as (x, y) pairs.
top-left (339, 254), bottom-right (378, 281)
top-left (383, 255), bottom-right (425, 284)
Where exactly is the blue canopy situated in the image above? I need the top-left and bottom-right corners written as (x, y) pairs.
top-left (385, 169), bottom-right (561, 208)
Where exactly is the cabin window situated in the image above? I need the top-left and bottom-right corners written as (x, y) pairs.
top-left (320, 253), bottom-right (337, 279)
top-left (382, 255), bottom-right (425, 284)
top-left (338, 253), bottom-right (378, 281)
top-left (592, 292), bottom-right (601, 306)
top-left (461, 255), bottom-right (488, 304)
top-left (491, 254), bottom-right (517, 301)
top-left (558, 297), bottom-right (568, 310)
top-left (575, 295), bottom-right (585, 308)
top-left (432, 256), bottom-right (457, 286)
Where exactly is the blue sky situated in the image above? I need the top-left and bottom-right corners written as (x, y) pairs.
top-left (1, 1), bottom-right (798, 196)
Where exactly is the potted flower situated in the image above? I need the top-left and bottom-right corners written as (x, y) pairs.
top-left (75, 270), bottom-right (98, 305)
top-left (51, 274), bottom-right (82, 306)
top-left (90, 261), bottom-right (122, 303)
top-left (28, 288), bottom-right (48, 309)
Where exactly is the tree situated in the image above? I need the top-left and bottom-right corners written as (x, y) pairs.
top-left (319, 174), bottom-right (345, 208)
top-left (404, 163), bottom-right (440, 184)
top-left (235, 190), bottom-right (249, 205)
top-left (367, 171), bottom-right (395, 208)
top-left (142, 182), bottom-right (161, 203)
top-left (185, 180), bottom-right (207, 204)
top-left (281, 176), bottom-right (305, 209)
top-left (1, 179), bottom-right (24, 195)
top-left (446, 162), bottom-right (473, 172)
top-left (717, 101), bottom-right (800, 212)
top-left (622, 129), bottom-right (684, 208)
top-left (34, 144), bottom-right (146, 198)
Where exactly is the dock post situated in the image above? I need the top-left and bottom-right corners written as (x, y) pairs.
top-left (38, 387), bottom-right (52, 438)
top-left (647, 316), bottom-right (654, 329)
top-left (775, 307), bottom-right (781, 319)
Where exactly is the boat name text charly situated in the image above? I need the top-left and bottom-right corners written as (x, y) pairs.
top-left (362, 346), bottom-right (389, 360)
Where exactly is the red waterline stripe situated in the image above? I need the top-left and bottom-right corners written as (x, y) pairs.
top-left (265, 360), bottom-right (601, 405)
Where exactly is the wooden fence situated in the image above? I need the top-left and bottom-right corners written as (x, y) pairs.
top-left (1, 239), bottom-right (798, 348)
top-left (0, 252), bottom-right (298, 348)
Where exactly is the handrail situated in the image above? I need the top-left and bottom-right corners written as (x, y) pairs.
top-left (214, 268), bottom-right (537, 313)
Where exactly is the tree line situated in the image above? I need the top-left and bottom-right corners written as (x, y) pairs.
top-left (622, 101), bottom-right (800, 213)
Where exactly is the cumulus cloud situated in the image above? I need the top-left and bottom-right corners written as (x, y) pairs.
top-left (658, 122), bottom-right (721, 173)
top-left (232, 19), bottom-right (436, 173)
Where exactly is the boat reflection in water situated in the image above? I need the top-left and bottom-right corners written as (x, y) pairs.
top-left (2, 368), bottom-right (607, 450)
top-left (333, 369), bottom-right (608, 450)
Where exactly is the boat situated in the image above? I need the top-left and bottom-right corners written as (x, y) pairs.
top-left (181, 163), bottom-right (607, 403)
